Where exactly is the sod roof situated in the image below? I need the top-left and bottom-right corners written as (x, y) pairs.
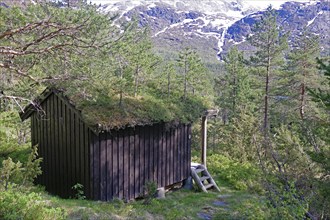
top-left (20, 87), bottom-right (209, 131)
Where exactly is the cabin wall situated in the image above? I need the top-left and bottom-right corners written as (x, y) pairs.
top-left (90, 123), bottom-right (191, 201)
top-left (31, 93), bottom-right (91, 199)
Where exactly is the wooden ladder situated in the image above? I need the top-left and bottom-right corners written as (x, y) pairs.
top-left (190, 163), bottom-right (220, 193)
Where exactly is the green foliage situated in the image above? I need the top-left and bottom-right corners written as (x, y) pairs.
top-left (0, 185), bottom-right (66, 220)
top-left (72, 86), bottom-right (208, 129)
top-left (207, 154), bottom-right (261, 191)
top-left (0, 145), bottom-right (42, 190)
top-left (0, 111), bottom-right (30, 163)
top-left (216, 46), bottom-right (253, 121)
top-left (142, 181), bottom-right (157, 205)
top-left (0, 144), bottom-right (61, 220)
top-left (248, 6), bottom-right (289, 131)
top-left (212, 110), bottom-right (261, 162)
top-left (0, 157), bottom-right (23, 190)
top-left (71, 183), bottom-right (86, 200)
top-left (177, 47), bottom-right (214, 101)
top-left (268, 182), bottom-right (308, 220)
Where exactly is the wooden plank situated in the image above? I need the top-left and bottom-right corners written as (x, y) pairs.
top-left (154, 125), bottom-right (160, 187)
top-left (54, 95), bottom-right (59, 195)
top-left (178, 125), bottom-right (182, 181)
top-left (93, 134), bottom-right (100, 200)
top-left (191, 168), bottom-right (207, 193)
top-left (70, 109), bottom-right (75, 196)
top-left (201, 116), bottom-right (207, 167)
top-left (160, 126), bottom-right (165, 187)
top-left (112, 131), bottom-right (119, 199)
top-left (134, 129), bottom-right (140, 199)
top-left (107, 132), bottom-right (113, 201)
top-left (123, 130), bottom-right (129, 201)
top-left (89, 131), bottom-right (94, 199)
top-left (182, 125), bottom-right (187, 179)
top-left (100, 132), bottom-right (107, 201)
top-left (149, 126), bottom-right (154, 183)
top-left (39, 103), bottom-right (45, 185)
top-left (174, 127), bottom-right (178, 183)
top-left (145, 126), bottom-right (150, 183)
top-left (66, 105), bottom-right (72, 197)
top-left (84, 126), bottom-right (90, 199)
top-left (129, 128), bottom-right (134, 200)
top-left (46, 95), bottom-right (52, 193)
top-left (36, 106), bottom-right (42, 185)
top-left (170, 128), bottom-right (174, 184)
top-left (49, 94), bottom-right (55, 194)
top-left (75, 111), bottom-right (80, 190)
top-left (183, 124), bottom-right (187, 178)
top-left (62, 103), bottom-right (68, 197)
top-left (79, 119), bottom-right (85, 198)
top-left (118, 130), bottom-right (124, 199)
top-left (165, 128), bottom-right (170, 187)
top-left (58, 98), bottom-right (64, 197)
top-left (188, 124), bottom-right (192, 177)
top-left (139, 127), bottom-right (145, 194)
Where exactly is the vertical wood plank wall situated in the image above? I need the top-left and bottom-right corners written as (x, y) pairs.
top-left (31, 93), bottom-right (91, 199)
top-left (90, 123), bottom-right (191, 201)
top-left (31, 92), bottom-right (191, 201)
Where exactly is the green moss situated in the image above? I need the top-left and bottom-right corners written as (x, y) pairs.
top-left (64, 89), bottom-right (208, 130)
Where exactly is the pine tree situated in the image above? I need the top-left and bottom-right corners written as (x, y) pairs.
top-left (248, 6), bottom-right (288, 133)
top-left (177, 48), bottom-right (211, 100)
top-left (218, 46), bottom-right (252, 120)
top-left (287, 31), bottom-right (321, 120)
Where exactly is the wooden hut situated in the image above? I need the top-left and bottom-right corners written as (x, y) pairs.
top-left (20, 88), bottom-right (192, 201)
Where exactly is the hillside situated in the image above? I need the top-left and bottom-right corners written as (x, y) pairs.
top-left (95, 0), bottom-right (329, 72)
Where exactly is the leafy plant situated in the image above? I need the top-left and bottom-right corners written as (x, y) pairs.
top-left (142, 181), bottom-right (157, 205)
top-left (0, 185), bottom-right (67, 220)
top-left (0, 145), bottom-right (42, 190)
top-left (207, 154), bottom-right (261, 191)
top-left (71, 183), bottom-right (86, 200)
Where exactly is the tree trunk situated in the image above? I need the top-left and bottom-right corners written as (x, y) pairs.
top-left (167, 70), bottom-right (170, 98)
top-left (134, 65), bottom-right (140, 97)
top-left (300, 82), bottom-right (305, 120)
top-left (300, 63), bottom-right (306, 120)
top-left (184, 59), bottom-right (187, 99)
top-left (264, 56), bottom-right (270, 132)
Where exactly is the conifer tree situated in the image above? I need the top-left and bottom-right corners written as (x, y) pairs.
top-left (177, 48), bottom-right (210, 100)
top-left (219, 46), bottom-right (252, 120)
top-left (287, 31), bottom-right (321, 120)
top-left (248, 6), bottom-right (288, 133)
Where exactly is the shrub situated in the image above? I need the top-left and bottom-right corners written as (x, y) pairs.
top-left (71, 183), bottom-right (86, 200)
top-left (0, 145), bottom-right (42, 189)
top-left (0, 185), bottom-right (66, 220)
top-left (207, 154), bottom-right (261, 191)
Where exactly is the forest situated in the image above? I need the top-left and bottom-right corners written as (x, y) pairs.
top-left (0, 1), bottom-right (329, 219)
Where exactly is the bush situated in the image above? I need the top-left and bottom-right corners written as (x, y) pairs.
top-left (0, 146), bottom-right (67, 219)
top-left (0, 145), bottom-right (42, 189)
top-left (207, 154), bottom-right (261, 191)
top-left (0, 185), bottom-right (66, 220)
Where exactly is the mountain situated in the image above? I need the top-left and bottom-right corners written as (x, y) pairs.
top-left (97, 0), bottom-right (330, 70)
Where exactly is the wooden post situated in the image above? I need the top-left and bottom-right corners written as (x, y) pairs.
top-left (201, 115), bottom-right (207, 168)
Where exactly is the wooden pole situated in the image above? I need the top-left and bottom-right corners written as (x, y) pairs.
top-left (201, 115), bottom-right (207, 168)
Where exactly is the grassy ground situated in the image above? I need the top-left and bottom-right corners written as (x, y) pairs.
top-left (34, 185), bottom-right (268, 220)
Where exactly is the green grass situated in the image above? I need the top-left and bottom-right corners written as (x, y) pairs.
top-left (33, 185), bottom-right (270, 220)
top-left (45, 189), bottom-right (219, 219)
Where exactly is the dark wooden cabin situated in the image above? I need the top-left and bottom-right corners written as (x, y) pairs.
top-left (20, 89), bottom-right (192, 201)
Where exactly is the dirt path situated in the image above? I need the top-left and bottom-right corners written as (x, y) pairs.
top-left (197, 194), bottom-right (231, 220)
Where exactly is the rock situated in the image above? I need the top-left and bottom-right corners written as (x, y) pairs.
top-left (156, 187), bottom-right (165, 199)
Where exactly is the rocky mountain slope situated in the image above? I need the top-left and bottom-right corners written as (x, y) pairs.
top-left (98, 0), bottom-right (329, 68)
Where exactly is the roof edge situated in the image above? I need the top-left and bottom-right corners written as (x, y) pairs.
top-left (19, 88), bottom-right (55, 121)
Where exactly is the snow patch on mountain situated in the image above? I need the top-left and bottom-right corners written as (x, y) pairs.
top-left (307, 10), bottom-right (323, 27)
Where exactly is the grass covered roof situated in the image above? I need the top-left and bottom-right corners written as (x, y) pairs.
top-left (22, 87), bottom-right (209, 131)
